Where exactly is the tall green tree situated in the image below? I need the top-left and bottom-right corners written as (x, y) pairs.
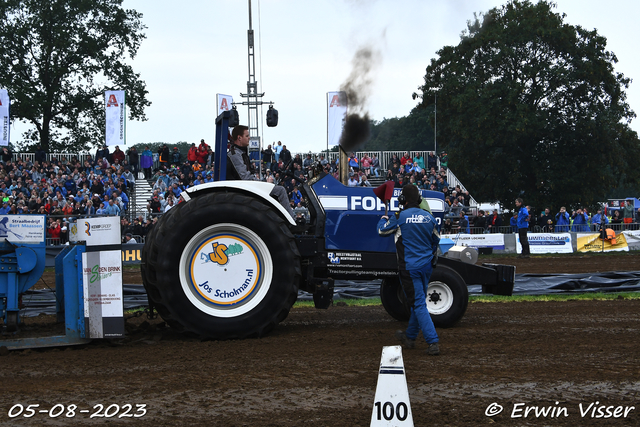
top-left (365, 106), bottom-right (435, 152)
top-left (0, 0), bottom-right (150, 152)
top-left (413, 0), bottom-right (640, 211)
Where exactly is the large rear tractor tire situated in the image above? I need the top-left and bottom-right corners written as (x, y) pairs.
top-left (380, 265), bottom-right (469, 328)
top-left (141, 191), bottom-right (301, 339)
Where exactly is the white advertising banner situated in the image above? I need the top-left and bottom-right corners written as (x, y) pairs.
top-left (517, 233), bottom-right (573, 254)
top-left (622, 230), bottom-right (640, 243)
top-left (0, 89), bottom-right (9, 147)
top-left (82, 249), bottom-right (124, 338)
top-left (440, 233), bottom-right (505, 250)
top-left (69, 216), bottom-right (121, 246)
top-left (105, 90), bottom-right (125, 147)
top-left (0, 215), bottom-right (45, 244)
top-left (217, 93), bottom-right (233, 116)
top-left (249, 136), bottom-right (260, 150)
top-left (327, 91), bottom-right (347, 147)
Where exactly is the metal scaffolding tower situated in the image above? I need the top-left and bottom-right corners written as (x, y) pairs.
top-left (239, 0), bottom-right (272, 156)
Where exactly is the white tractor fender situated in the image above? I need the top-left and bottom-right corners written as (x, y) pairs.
top-left (181, 181), bottom-right (296, 226)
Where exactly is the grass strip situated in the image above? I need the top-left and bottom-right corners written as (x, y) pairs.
top-left (291, 292), bottom-right (640, 309)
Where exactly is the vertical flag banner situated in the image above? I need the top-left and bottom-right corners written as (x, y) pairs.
top-left (105, 90), bottom-right (125, 147)
top-left (327, 91), bottom-right (347, 147)
top-left (0, 89), bottom-right (10, 147)
top-left (217, 94), bottom-right (234, 116)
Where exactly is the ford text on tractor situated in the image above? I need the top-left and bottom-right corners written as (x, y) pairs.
top-left (141, 112), bottom-right (515, 339)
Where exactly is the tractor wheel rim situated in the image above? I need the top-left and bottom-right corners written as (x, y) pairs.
top-left (179, 223), bottom-right (273, 318)
top-left (426, 281), bottom-right (454, 315)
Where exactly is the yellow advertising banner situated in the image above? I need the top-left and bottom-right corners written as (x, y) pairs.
top-left (576, 232), bottom-right (629, 252)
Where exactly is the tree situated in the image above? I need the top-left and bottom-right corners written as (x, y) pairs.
top-left (413, 0), bottom-right (640, 211)
top-left (365, 106), bottom-right (435, 152)
top-left (0, 0), bottom-right (150, 152)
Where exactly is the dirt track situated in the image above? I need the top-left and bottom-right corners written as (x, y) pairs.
top-left (2, 253), bottom-right (640, 426)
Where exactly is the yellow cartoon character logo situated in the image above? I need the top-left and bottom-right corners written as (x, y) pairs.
top-left (209, 242), bottom-right (229, 265)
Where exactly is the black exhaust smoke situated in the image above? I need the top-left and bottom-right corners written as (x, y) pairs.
top-left (338, 46), bottom-right (381, 152)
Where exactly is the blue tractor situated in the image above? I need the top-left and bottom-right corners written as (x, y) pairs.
top-left (141, 113), bottom-right (515, 339)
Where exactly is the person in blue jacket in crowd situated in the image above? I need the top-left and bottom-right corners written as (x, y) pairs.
top-left (377, 184), bottom-right (441, 356)
top-left (516, 198), bottom-right (530, 258)
top-left (510, 213), bottom-right (518, 233)
top-left (555, 207), bottom-right (571, 232)
top-left (571, 208), bottom-right (589, 232)
top-left (591, 208), bottom-right (609, 232)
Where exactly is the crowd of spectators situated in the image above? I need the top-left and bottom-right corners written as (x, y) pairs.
top-left (0, 145), bottom-right (141, 244)
top-left (510, 204), bottom-right (640, 233)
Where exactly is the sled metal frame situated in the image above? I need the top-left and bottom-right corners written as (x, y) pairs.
top-left (0, 245), bottom-right (90, 350)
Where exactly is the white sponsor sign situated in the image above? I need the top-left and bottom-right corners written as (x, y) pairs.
top-left (517, 233), bottom-right (573, 254)
top-left (327, 91), bottom-right (347, 147)
top-left (249, 136), bottom-right (260, 149)
top-left (217, 93), bottom-right (233, 115)
top-left (441, 233), bottom-right (505, 249)
top-left (105, 90), bottom-right (126, 147)
top-left (82, 250), bottom-right (124, 338)
top-left (622, 230), bottom-right (640, 243)
top-left (0, 215), bottom-right (45, 244)
top-left (69, 216), bottom-right (121, 246)
top-left (0, 89), bottom-right (9, 147)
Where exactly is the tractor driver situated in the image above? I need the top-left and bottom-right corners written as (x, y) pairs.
top-left (227, 125), bottom-right (296, 219)
top-left (377, 184), bottom-right (441, 356)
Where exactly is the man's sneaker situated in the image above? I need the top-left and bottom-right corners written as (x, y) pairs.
top-left (395, 330), bottom-right (415, 349)
top-left (427, 342), bottom-right (440, 356)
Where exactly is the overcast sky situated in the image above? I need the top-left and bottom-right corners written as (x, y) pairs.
top-left (31, 0), bottom-right (640, 153)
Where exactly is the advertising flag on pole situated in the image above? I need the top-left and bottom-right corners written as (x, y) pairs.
top-left (327, 91), bottom-right (347, 148)
top-left (105, 90), bottom-right (125, 147)
top-left (0, 89), bottom-right (10, 147)
top-left (217, 94), bottom-right (234, 116)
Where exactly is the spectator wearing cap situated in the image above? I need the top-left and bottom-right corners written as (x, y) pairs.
top-left (124, 233), bottom-right (137, 244)
top-left (122, 167), bottom-right (135, 187)
top-left (147, 195), bottom-right (162, 215)
top-left (347, 173), bottom-right (358, 187)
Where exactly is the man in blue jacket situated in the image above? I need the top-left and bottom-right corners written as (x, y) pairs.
top-left (555, 207), bottom-right (571, 232)
top-left (377, 184), bottom-right (441, 356)
top-left (591, 208), bottom-right (609, 232)
top-left (571, 208), bottom-right (589, 232)
top-left (516, 198), bottom-right (530, 258)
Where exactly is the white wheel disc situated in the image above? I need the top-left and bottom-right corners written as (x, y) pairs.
top-left (179, 223), bottom-right (273, 318)
top-left (426, 281), bottom-right (454, 315)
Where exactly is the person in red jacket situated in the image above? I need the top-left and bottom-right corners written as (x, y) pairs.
top-left (112, 145), bottom-right (125, 164)
top-left (47, 219), bottom-right (61, 240)
top-left (196, 139), bottom-right (209, 165)
top-left (187, 143), bottom-right (198, 164)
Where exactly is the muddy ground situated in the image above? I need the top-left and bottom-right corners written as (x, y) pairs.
top-left (1, 253), bottom-right (640, 426)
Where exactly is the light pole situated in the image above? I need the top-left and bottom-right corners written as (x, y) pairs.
top-left (434, 92), bottom-right (437, 155)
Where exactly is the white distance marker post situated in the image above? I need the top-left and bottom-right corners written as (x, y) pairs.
top-left (370, 345), bottom-right (414, 426)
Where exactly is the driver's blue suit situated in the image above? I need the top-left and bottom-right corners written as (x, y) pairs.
top-left (377, 207), bottom-right (440, 344)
